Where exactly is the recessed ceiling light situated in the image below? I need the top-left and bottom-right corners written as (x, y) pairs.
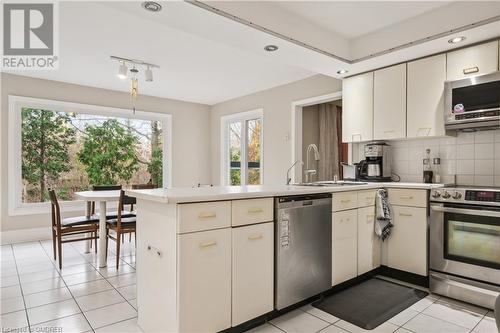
top-left (142, 1), bottom-right (162, 12)
top-left (337, 69), bottom-right (348, 75)
top-left (448, 36), bottom-right (466, 44)
top-left (264, 45), bottom-right (279, 52)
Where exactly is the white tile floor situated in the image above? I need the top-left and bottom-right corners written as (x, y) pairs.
top-left (1, 240), bottom-right (498, 333)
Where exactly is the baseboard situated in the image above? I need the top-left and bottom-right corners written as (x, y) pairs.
top-left (0, 227), bottom-right (52, 245)
top-left (378, 265), bottom-right (429, 288)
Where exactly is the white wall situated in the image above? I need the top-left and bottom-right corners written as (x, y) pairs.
top-left (356, 130), bottom-right (500, 186)
top-left (1, 74), bottom-right (212, 232)
top-left (210, 74), bottom-right (342, 185)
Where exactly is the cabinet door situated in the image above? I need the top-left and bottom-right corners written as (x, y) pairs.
top-left (342, 72), bottom-right (374, 143)
top-left (332, 209), bottom-right (357, 285)
top-left (178, 228), bottom-right (231, 332)
top-left (374, 64), bottom-right (407, 140)
top-left (447, 41), bottom-right (499, 81)
top-left (387, 206), bottom-right (427, 276)
top-left (232, 222), bottom-right (274, 326)
top-left (407, 54), bottom-right (446, 138)
top-left (357, 206), bottom-right (380, 275)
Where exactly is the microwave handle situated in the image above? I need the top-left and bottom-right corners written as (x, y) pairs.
top-left (431, 205), bottom-right (500, 218)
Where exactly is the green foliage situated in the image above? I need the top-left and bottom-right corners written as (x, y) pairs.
top-left (230, 169), bottom-right (241, 186)
top-left (148, 148), bottom-right (163, 187)
top-left (78, 119), bottom-right (139, 185)
top-left (22, 108), bottom-right (76, 202)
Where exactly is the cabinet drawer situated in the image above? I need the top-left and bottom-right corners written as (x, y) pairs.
top-left (178, 228), bottom-right (231, 332)
top-left (232, 198), bottom-right (273, 226)
top-left (357, 190), bottom-right (377, 208)
top-left (178, 201), bottom-right (231, 233)
top-left (332, 209), bottom-right (357, 240)
top-left (332, 192), bottom-right (358, 211)
top-left (232, 222), bottom-right (274, 326)
top-left (388, 189), bottom-right (427, 208)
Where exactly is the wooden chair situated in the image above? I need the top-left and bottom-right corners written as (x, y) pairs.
top-left (49, 189), bottom-right (99, 270)
top-left (91, 185), bottom-right (135, 219)
top-left (126, 184), bottom-right (156, 242)
top-left (106, 190), bottom-right (137, 269)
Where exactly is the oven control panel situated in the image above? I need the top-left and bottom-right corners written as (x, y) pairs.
top-left (430, 187), bottom-right (500, 206)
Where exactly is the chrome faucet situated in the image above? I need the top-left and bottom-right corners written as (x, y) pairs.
top-left (286, 160), bottom-right (303, 185)
top-left (305, 144), bottom-right (320, 183)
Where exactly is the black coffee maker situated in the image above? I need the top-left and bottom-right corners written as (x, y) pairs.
top-left (356, 142), bottom-right (392, 182)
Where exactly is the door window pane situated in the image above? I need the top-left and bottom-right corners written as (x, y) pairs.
top-left (229, 122), bottom-right (241, 186)
top-left (246, 119), bottom-right (261, 185)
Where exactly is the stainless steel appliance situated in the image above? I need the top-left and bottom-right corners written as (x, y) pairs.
top-left (429, 186), bottom-right (500, 309)
top-left (275, 193), bottom-right (332, 310)
top-left (357, 142), bottom-right (392, 181)
top-left (445, 71), bottom-right (500, 131)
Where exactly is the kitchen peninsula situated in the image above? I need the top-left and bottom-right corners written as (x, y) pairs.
top-left (127, 182), bottom-right (442, 333)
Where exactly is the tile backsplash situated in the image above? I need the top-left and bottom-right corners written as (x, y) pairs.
top-left (356, 129), bottom-right (500, 186)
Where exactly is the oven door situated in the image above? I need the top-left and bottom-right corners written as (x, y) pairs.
top-left (430, 203), bottom-right (500, 285)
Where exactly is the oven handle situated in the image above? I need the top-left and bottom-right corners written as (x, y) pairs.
top-left (430, 205), bottom-right (500, 218)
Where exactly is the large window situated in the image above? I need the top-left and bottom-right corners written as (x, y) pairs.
top-left (9, 96), bottom-right (171, 215)
top-left (221, 110), bottom-right (263, 185)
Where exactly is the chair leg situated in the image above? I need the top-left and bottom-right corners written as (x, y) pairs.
top-left (129, 233), bottom-right (131, 242)
top-left (121, 234), bottom-right (124, 244)
top-left (52, 229), bottom-right (57, 260)
top-left (116, 231), bottom-right (121, 270)
top-left (57, 235), bottom-right (63, 270)
top-left (94, 230), bottom-right (98, 253)
top-left (105, 228), bottom-right (109, 262)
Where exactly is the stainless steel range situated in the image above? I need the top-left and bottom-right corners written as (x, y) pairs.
top-left (429, 186), bottom-right (500, 309)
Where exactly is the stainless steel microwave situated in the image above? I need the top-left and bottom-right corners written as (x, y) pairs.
top-left (445, 71), bottom-right (500, 131)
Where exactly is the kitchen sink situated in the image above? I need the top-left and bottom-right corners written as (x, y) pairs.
top-left (295, 181), bottom-right (368, 187)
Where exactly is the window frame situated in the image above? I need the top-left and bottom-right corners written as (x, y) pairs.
top-left (8, 95), bottom-right (172, 216)
top-left (220, 109), bottom-right (264, 186)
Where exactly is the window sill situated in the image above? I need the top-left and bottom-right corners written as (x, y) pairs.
top-left (9, 200), bottom-right (88, 216)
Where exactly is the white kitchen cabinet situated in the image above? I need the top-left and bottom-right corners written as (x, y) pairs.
top-left (231, 198), bottom-right (273, 227)
top-left (332, 209), bottom-right (357, 285)
top-left (447, 41), bottom-right (499, 81)
top-left (374, 64), bottom-right (407, 140)
top-left (387, 205), bottom-right (427, 276)
top-left (357, 206), bottom-right (380, 275)
top-left (178, 228), bottom-right (232, 332)
top-left (342, 72), bottom-right (374, 143)
top-left (232, 222), bottom-right (274, 326)
top-left (407, 54), bottom-right (446, 138)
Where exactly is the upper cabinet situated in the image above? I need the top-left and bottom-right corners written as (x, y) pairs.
top-left (373, 64), bottom-right (407, 140)
top-left (407, 54), bottom-right (446, 138)
top-left (342, 72), bottom-right (374, 143)
top-left (446, 41), bottom-right (499, 81)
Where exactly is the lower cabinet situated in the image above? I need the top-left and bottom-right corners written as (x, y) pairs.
top-left (232, 222), bottom-right (274, 326)
top-left (178, 228), bottom-right (232, 332)
top-left (332, 209), bottom-right (358, 285)
top-left (387, 205), bottom-right (427, 276)
top-left (357, 206), bottom-right (380, 275)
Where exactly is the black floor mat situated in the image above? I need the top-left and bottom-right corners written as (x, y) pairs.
top-left (312, 278), bottom-right (428, 330)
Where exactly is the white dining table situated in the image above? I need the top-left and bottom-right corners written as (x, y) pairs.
top-left (74, 190), bottom-right (121, 268)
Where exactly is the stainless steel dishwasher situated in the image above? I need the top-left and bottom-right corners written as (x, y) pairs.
top-left (275, 193), bottom-right (332, 310)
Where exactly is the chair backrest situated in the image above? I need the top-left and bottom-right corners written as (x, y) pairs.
top-left (48, 189), bottom-right (61, 229)
top-left (132, 184), bottom-right (156, 189)
top-left (116, 190), bottom-right (135, 229)
top-left (91, 185), bottom-right (123, 214)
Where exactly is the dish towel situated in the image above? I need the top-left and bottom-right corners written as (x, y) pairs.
top-left (375, 188), bottom-right (393, 241)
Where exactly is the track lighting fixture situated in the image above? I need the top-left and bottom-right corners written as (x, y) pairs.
top-left (117, 61), bottom-right (128, 79)
top-left (145, 65), bottom-right (153, 82)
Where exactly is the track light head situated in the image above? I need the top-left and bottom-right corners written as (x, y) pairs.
top-left (117, 62), bottom-right (128, 79)
top-left (145, 66), bottom-right (153, 82)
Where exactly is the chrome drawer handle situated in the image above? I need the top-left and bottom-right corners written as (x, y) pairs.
top-left (463, 66), bottom-right (479, 75)
top-left (247, 208), bottom-right (263, 214)
top-left (399, 213), bottom-right (413, 217)
top-left (248, 234), bottom-right (263, 240)
top-left (400, 196), bottom-right (413, 200)
top-left (340, 199), bottom-right (351, 203)
top-left (198, 212), bottom-right (216, 219)
top-left (199, 241), bottom-right (217, 248)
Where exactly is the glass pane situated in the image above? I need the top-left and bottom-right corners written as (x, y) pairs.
top-left (229, 122), bottom-right (241, 186)
top-left (447, 220), bottom-right (500, 267)
top-left (246, 119), bottom-right (261, 185)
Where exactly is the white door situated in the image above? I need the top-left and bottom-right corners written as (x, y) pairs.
top-left (332, 209), bottom-right (358, 285)
top-left (342, 72), bottom-right (374, 142)
top-left (357, 206), bottom-right (379, 275)
top-left (178, 228), bottom-right (231, 332)
top-left (447, 41), bottom-right (499, 81)
top-left (387, 206), bottom-right (427, 276)
top-left (232, 222), bottom-right (274, 326)
top-left (374, 64), bottom-right (407, 140)
top-left (407, 54), bottom-right (446, 138)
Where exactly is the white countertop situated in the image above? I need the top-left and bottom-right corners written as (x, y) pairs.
top-left (125, 182), bottom-right (445, 204)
